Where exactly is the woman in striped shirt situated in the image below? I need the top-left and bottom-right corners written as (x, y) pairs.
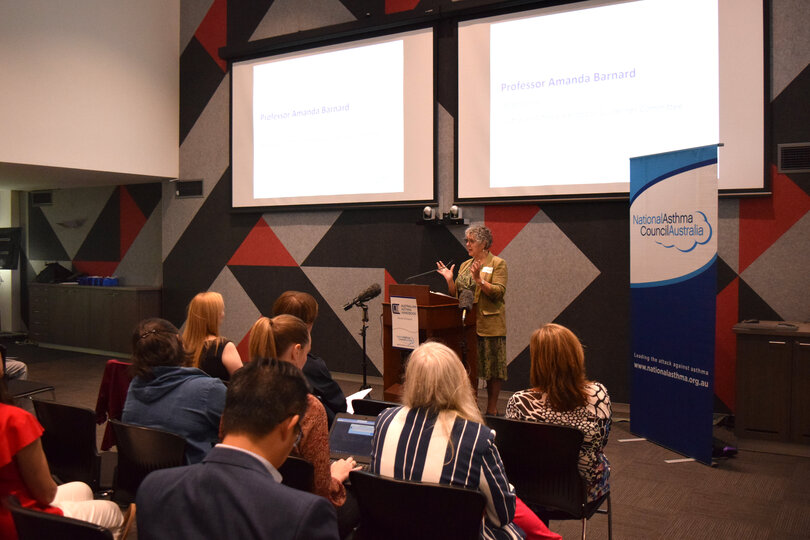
top-left (370, 342), bottom-right (547, 539)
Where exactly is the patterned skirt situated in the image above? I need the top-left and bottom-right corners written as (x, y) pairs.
top-left (477, 335), bottom-right (507, 380)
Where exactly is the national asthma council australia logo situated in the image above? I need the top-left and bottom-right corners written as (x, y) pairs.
top-left (632, 210), bottom-right (712, 253)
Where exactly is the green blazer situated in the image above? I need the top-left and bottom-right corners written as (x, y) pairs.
top-left (456, 252), bottom-right (507, 337)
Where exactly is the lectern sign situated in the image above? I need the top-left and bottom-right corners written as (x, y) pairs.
top-left (630, 145), bottom-right (717, 465)
top-left (390, 296), bottom-right (419, 350)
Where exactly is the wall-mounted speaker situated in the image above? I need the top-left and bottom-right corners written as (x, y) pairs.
top-left (31, 191), bottom-right (53, 206)
top-left (175, 180), bottom-right (204, 198)
top-left (778, 143), bottom-right (810, 174)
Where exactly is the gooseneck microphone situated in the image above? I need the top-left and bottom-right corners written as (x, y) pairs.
top-left (343, 283), bottom-right (382, 310)
top-left (459, 288), bottom-right (474, 324)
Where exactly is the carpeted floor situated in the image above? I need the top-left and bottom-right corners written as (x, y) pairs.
top-left (6, 339), bottom-right (810, 539)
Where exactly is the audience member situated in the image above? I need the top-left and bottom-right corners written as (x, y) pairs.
top-left (182, 291), bottom-right (243, 381)
top-left (136, 357), bottom-right (338, 540)
top-left (272, 291), bottom-right (347, 425)
top-left (506, 323), bottom-right (611, 502)
top-left (248, 315), bottom-right (358, 536)
top-left (0, 362), bottom-right (123, 540)
top-left (122, 318), bottom-right (226, 464)
top-left (371, 341), bottom-right (560, 540)
top-left (4, 359), bottom-right (28, 381)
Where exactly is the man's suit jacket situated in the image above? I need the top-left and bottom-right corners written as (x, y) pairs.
top-left (136, 446), bottom-right (338, 540)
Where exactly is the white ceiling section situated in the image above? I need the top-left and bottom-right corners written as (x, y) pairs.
top-left (0, 0), bottom-right (180, 190)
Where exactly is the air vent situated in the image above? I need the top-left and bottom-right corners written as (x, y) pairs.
top-left (778, 143), bottom-right (810, 173)
top-left (31, 191), bottom-right (53, 206)
top-left (175, 180), bottom-right (204, 199)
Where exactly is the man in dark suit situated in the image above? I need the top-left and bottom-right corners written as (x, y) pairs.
top-left (136, 358), bottom-right (339, 540)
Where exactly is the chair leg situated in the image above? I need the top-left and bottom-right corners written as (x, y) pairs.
top-left (581, 516), bottom-right (587, 540)
top-left (606, 492), bottom-right (612, 540)
top-left (119, 503), bottom-right (136, 540)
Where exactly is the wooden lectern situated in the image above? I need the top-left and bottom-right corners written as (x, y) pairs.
top-left (382, 284), bottom-right (478, 401)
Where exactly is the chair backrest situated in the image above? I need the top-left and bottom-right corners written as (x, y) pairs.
top-left (109, 419), bottom-right (187, 505)
top-left (278, 455), bottom-right (314, 492)
top-left (350, 470), bottom-right (486, 540)
top-left (3, 495), bottom-right (113, 540)
top-left (32, 399), bottom-right (102, 491)
top-left (351, 398), bottom-right (398, 417)
top-left (486, 416), bottom-right (588, 516)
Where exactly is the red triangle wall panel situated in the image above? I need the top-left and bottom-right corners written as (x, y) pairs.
top-left (228, 218), bottom-right (298, 267)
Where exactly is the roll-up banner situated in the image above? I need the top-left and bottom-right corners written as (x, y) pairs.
top-left (630, 145), bottom-right (717, 465)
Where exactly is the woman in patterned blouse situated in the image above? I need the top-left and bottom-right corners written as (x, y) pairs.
top-left (505, 324), bottom-right (611, 502)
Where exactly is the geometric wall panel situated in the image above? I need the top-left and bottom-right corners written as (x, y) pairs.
top-left (485, 205), bottom-right (540, 255)
top-left (740, 210), bottom-right (810, 321)
top-left (543, 201), bottom-right (631, 401)
top-left (167, 74), bottom-right (231, 260)
top-left (116, 205), bottom-right (163, 287)
top-left (207, 265), bottom-right (263, 357)
top-left (264, 210), bottom-right (342, 265)
top-left (715, 276), bottom-right (739, 412)
top-left (303, 265), bottom-right (386, 375)
top-left (40, 186), bottom-right (116, 260)
top-left (228, 216), bottom-right (298, 267)
top-left (74, 188), bottom-right (121, 263)
top-left (181, 0), bottom-right (215, 52)
top-left (195, 0), bottom-right (227, 72)
top-left (27, 204), bottom-right (69, 261)
top-left (162, 169), bottom-right (257, 325)
top-left (717, 198), bottom-right (739, 274)
top-left (228, 264), bottom-right (375, 376)
top-left (251, 0), bottom-right (356, 41)
top-left (771, 0), bottom-right (810, 98)
top-left (180, 36), bottom-right (226, 146)
top-left (737, 276), bottom-right (783, 322)
top-left (27, 183), bottom-right (162, 286)
top-left (739, 169), bottom-right (810, 272)
top-left (500, 208), bottom-right (600, 366)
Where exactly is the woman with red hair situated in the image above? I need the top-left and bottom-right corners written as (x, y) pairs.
top-left (506, 323), bottom-right (612, 502)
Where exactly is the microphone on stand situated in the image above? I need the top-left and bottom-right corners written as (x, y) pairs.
top-left (343, 283), bottom-right (382, 310)
top-left (459, 288), bottom-right (474, 324)
top-left (405, 260), bottom-right (454, 282)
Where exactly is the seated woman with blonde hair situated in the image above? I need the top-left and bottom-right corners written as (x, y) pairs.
top-left (0, 362), bottom-right (123, 539)
top-left (506, 323), bottom-right (611, 502)
top-left (248, 314), bottom-right (357, 534)
top-left (182, 291), bottom-right (243, 381)
top-left (371, 341), bottom-right (560, 540)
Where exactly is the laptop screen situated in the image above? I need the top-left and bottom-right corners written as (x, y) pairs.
top-left (329, 414), bottom-right (376, 461)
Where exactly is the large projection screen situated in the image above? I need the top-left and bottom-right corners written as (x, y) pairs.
top-left (233, 28), bottom-right (434, 209)
top-left (457, 0), bottom-right (765, 201)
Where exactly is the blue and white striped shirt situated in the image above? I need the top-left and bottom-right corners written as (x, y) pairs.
top-left (371, 406), bottom-right (524, 540)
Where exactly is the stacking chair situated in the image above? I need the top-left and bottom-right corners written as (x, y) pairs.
top-left (351, 398), bottom-right (398, 417)
top-left (109, 420), bottom-right (187, 506)
top-left (32, 399), bottom-right (103, 492)
top-left (109, 420), bottom-right (187, 539)
top-left (3, 495), bottom-right (113, 540)
top-left (278, 455), bottom-right (315, 492)
top-left (486, 416), bottom-right (612, 540)
top-left (349, 470), bottom-right (486, 540)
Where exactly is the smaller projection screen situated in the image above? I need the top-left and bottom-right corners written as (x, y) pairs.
top-left (232, 28), bottom-right (435, 209)
top-left (457, 0), bottom-right (765, 201)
